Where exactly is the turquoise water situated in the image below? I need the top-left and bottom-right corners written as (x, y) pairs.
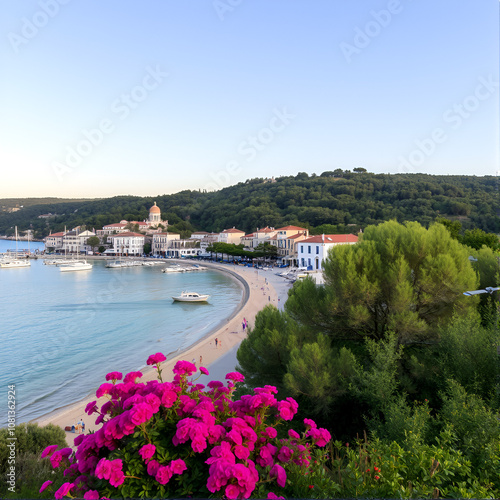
top-left (0, 240), bottom-right (242, 426)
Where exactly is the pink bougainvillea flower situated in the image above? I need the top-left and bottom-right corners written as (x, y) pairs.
top-left (147, 459), bottom-right (160, 476)
top-left (207, 380), bottom-right (223, 389)
top-left (170, 458), bottom-right (187, 475)
top-left (288, 428), bottom-right (300, 440)
top-left (225, 371), bottom-right (245, 383)
top-left (39, 480), bottom-right (52, 493)
top-left (41, 444), bottom-right (59, 459)
top-left (96, 383), bottom-right (114, 399)
top-left (234, 444), bottom-right (250, 460)
top-left (277, 445), bottom-right (293, 463)
top-left (254, 385), bottom-right (278, 395)
top-left (139, 443), bottom-right (156, 462)
top-left (270, 463), bottom-right (287, 488)
top-left (105, 371), bottom-right (123, 382)
top-left (200, 366), bottom-right (209, 375)
top-left (147, 352), bottom-right (166, 365)
top-left (123, 371), bottom-right (143, 383)
top-left (263, 427), bottom-right (277, 439)
top-left (50, 451), bottom-right (65, 469)
top-left (155, 465), bottom-right (173, 485)
top-left (173, 360), bottom-right (196, 376)
top-left (277, 400), bottom-right (295, 420)
top-left (84, 401), bottom-right (98, 415)
top-left (54, 482), bottom-right (74, 499)
top-left (304, 418), bottom-right (317, 429)
top-left (267, 493), bottom-right (285, 500)
top-left (307, 427), bottom-right (331, 447)
top-left (83, 490), bottom-right (100, 499)
top-left (95, 458), bottom-right (112, 480)
top-left (225, 483), bottom-right (242, 499)
top-left (130, 402), bottom-right (154, 426)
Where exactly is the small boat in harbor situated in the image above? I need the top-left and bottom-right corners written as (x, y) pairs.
top-left (163, 264), bottom-right (206, 273)
top-left (0, 227), bottom-right (31, 268)
top-left (0, 258), bottom-right (31, 268)
top-left (59, 260), bottom-right (93, 272)
top-left (172, 291), bottom-right (210, 302)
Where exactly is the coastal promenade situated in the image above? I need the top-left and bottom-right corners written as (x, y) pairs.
top-left (35, 262), bottom-right (291, 446)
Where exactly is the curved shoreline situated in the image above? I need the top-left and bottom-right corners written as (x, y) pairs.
top-left (33, 262), bottom-right (276, 445)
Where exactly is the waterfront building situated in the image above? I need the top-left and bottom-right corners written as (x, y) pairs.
top-left (108, 232), bottom-right (145, 256)
top-left (44, 231), bottom-right (65, 252)
top-left (152, 232), bottom-right (181, 256)
top-left (297, 234), bottom-right (358, 270)
top-left (218, 228), bottom-right (246, 245)
top-left (273, 225), bottom-right (310, 262)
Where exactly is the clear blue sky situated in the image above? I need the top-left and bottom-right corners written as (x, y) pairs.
top-left (1, 0), bottom-right (498, 198)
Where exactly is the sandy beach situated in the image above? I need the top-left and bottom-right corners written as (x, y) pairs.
top-left (34, 262), bottom-right (293, 446)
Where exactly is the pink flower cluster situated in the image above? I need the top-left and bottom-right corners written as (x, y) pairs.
top-left (40, 354), bottom-right (331, 499)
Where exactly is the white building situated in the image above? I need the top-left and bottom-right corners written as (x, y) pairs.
top-left (58, 229), bottom-right (97, 254)
top-left (97, 223), bottom-right (128, 237)
top-left (297, 234), bottom-right (358, 270)
top-left (152, 232), bottom-right (181, 256)
top-left (108, 232), bottom-right (145, 256)
top-left (168, 239), bottom-right (203, 258)
top-left (44, 232), bottom-right (65, 252)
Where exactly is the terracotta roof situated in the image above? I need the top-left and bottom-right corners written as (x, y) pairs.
top-left (288, 233), bottom-right (307, 240)
top-left (103, 223), bottom-right (127, 228)
top-left (256, 227), bottom-right (275, 233)
top-left (242, 233), bottom-right (254, 238)
top-left (129, 221), bottom-right (149, 226)
top-left (276, 225), bottom-right (307, 231)
top-left (269, 235), bottom-right (278, 240)
top-left (301, 234), bottom-right (358, 244)
top-left (222, 228), bottom-right (245, 233)
top-left (46, 232), bottom-right (65, 238)
top-left (192, 231), bottom-right (210, 235)
top-left (109, 232), bottom-right (145, 238)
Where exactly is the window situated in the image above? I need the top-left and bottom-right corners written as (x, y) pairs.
top-left (308, 246), bottom-right (311, 253)
top-left (316, 246), bottom-right (319, 254)
top-left (300, 245), bottom-right (303, 253)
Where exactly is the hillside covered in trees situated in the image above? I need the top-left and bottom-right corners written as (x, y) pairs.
top-left (1, 171), bottom-right (498, 238)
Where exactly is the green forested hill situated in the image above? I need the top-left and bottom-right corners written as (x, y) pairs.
top-left (1, 172), bottom-right (498, 238)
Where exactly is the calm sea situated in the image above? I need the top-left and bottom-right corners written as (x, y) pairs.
top-left (0, 240), bottom-right (242, 426)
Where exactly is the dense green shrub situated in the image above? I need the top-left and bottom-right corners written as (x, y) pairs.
top-left (0, 423), bottom-right (66, 499)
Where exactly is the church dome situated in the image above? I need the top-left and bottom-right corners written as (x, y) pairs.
top-left (149, 202), bottom-right (161, 214)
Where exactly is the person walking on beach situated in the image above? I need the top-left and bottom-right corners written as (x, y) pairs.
top-left (242, 321), bottom-right (246, 332)
top-left (215, 337), bottom-right (218, 348)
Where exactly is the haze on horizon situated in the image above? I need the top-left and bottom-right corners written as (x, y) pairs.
top-left (1, 0), bottom-right (498, 199)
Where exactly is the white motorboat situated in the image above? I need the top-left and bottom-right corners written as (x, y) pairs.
top-left (45, 259), bottom-right (76, 266)
top-left (163, 264), bottom-right (187, 273)
top-left (163, 264), bottom-right (206, 273)
top-left (172, 291), bottom-right (210, 302)
top-left (106, 260), bottom-right (127, 268)
top-left (59, 260), bottom-right (93, 272)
